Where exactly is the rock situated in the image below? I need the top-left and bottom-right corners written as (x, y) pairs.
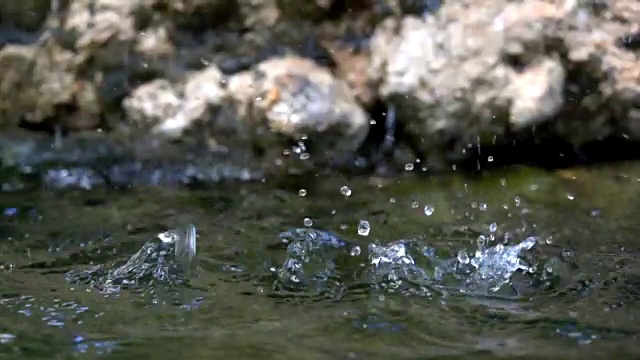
top-left (236, 0), bottom-right (279, 28)
top-left (122, 79), bottom-right (182, 128)
top-left (507, 57), bottom-right (565, 130)
top-left (161, 0), bottom-right (240, 31)
top-left (0, 43), bottom-right (79, 127)
top-left (0, 0), bottom-right (52, 31)
top-left (153, 65), bottom-right (236, 141)
top-left (130, 22), bottom-right (177, 79)
top-left (324, 40), bottom-right (377, 108)
top-left (369, 0), bottom-right (640, 165)
top-left (63, 0), bottom-right (138, 58)
top-left (227, 55), bottom-right (370, 165)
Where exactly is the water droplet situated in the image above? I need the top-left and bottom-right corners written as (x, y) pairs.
top-left (357, 220), bottom-right (371, 236)
top-left (477, 235), bottom-right (486, 247)
top-left (424, 205), bottom-right (435, 216)
top-left (489, 222), bottom-right (497, 232)
top-left (350, 246), bottom-right (361, 256)
top-left (389, 197), bottom-right (396, 203)
top-left (411, 201), bottom-right (419, 209)
top-left (303, 217), bottom-right (313, 227)
top-left (457, 250), bottom-right (470, 264)
top-left (340, 186), bottom-right (352, 196)
top-left (404, 163), bottom-right (414, 171)
top-left (298, 189), bottom-right (307, 197)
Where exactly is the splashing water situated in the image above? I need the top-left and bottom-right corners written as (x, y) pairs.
top-left (66, 225), bottom-right (198, 295)
top-left (368, 241), bottom-right (431, 290)
top-left (465, 236), bottom-right (536, 292)
top-left (274, 228), bottom-right (349, 294)
top-left (271, 228), bottom-right (538, 297)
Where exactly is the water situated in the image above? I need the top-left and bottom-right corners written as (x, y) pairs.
top-left (1, 163), bottom-right (640, 358)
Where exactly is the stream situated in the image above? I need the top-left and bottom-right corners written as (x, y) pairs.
top-left (1, 149), bottom-right (639, 359)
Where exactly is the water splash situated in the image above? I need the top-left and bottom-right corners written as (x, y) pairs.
top-left (274, 228), bottom-right (349, 294)
top-left (368, 241), bottom-right (432, 289)
top-left (65, 225), bottom-right (198, 295)
top-left (271, 228), bottom-right (538, 297)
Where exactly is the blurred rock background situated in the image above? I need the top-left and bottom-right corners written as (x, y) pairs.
top-left (0, 0), bottom-right (638, 180)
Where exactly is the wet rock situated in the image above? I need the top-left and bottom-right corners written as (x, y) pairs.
top-left (228, 55), bottom-right (370, 166)
top-left (369, 0), bottom-right (640, 165)
top-left (0, 130), bottom-right (263, 190)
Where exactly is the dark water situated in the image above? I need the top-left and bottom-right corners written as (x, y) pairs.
top-left (1, 163), bottom-right (639, 359)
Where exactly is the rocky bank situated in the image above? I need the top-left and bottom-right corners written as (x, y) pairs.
top-left (0, 0), bottom-right (638, 184)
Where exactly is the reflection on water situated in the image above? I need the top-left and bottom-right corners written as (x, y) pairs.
top-left (1, 163), bottom-right (640, 359)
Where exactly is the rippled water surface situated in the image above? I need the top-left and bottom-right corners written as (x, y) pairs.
top-left (1, 163), bottom-right (639, 359)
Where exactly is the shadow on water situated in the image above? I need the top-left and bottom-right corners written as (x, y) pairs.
top-left (1, 160), bottom-right (640, 359)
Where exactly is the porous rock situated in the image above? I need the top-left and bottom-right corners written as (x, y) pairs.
top-left (227, 55), bottom-right (370, 165)
top-left (369, 0), bottom-right (640, 164)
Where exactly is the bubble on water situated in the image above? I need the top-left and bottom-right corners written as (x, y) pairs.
top-left (350, 246), bottom-right (361, 256)
top-left (358, 220), bottom-right (371, 236)
top-left (479, 203), bottom-right (488, 211)
top-left (303, 217), bottom-right (313, 227)
top-left (298, 189), bottom-right (307, 197)
top-left (389, 197), bottom-right (396, 203)
top-left (404, 163), bottom-right (414, 171)
top-left (562, 248), bottom-right (575, 258)
top-left (489, 222), bottom-right (497, 233)
top-left (424, 205), bottom-right (435, 216)
top-left (300, 153), bottom-right (310, 160)
top-left (487, 156), bottom-right (494, 162)
top-left (340, 224), bottom-right (348, 230)
top-left (457, 250), bottom-right (470, 264)
top-left (422, 246), bottom-right (436, 257)
top-left (0, 333), bottom-right (15, 344)
top-left (411, 201), bottom-right (419, 209)
top-left (477, 235), bottom-right (487, 247)
top-left (340, 186), bottom-right (352, 197)
top-left (566, 193), bottom-right (575, 200)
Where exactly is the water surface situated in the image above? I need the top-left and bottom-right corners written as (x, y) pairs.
top-left (1, 163), bottom-right (639, 359)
